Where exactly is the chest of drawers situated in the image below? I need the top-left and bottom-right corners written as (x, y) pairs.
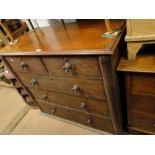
top-left (0, 20), bottom-right (125, 134)
top-left (117, 45), bottom-right (155, 134)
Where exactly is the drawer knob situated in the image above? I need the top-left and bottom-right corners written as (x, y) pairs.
top-left (19, 62), bottom-right (27, 70)
top-left (51, 108), bottom-right (56, 114)
top-left (30, 79), bottom-right (37, 86)
top-left (41, 94), bottom-right (48, 101)
top-left (152, 123), bottom-right (155, 127)
top-left (62, 62), bottom-right (72, 72)
top-left (72, 84), bottom-right (80, 93)
top-left (86, 118), bottom-right (92, 125)
top-left (80, 102), bottom-right (87, 110)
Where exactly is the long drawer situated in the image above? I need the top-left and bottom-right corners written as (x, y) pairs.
top-left (131, 73), bottom-right (155, 95)
top-left (5, 56), bottom-right (47, 74)
top-left (131, 94), bottom-right (155, 116)
top-left (29, 88), bottom-right (110, 116)
top-left (38, 101), bottom-right (114, 133)
top-left (42, 56), bottom-right (102, 78)
top-left (17, 73), bottom-right (106, 100)
top-left (129, 112), bottom-right (155, 134)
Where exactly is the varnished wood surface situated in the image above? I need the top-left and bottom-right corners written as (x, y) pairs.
top-left (1, 20), bottom-right (125, 134)
top-left (131, 73), bottom-right (155, 95)
top-left (5, 56), bottom-right (47, 74)
top-left (123, 72), bottom-right (155, 134)
top-left (29, 87), bottom-right (110, 117)
top-left (129, 111), bottom-right (155, 134)
top-left (117, 44), bottom-right (155, 73)
top-left (42, 56), bottom-right (102, 78)
top-left (0, 20), bottom-right (125, 55)
top-left (131, 94), bottom-right (155, 116)
top-left (16, 72), bottom-right (106, 101)
top-left (38, 101), bottom-right (114, 133)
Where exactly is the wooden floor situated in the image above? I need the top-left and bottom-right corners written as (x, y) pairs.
top-left (0, 85), bottom-right (109, 135)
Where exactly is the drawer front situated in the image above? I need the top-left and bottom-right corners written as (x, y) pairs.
top-left (129, 112), bottom-right (155, 134)
top-left (42, 56), bottom-right (101, 78)
top-left (29, 88), bottom-right (110, 116)
top-left (38, 102), bottom-right (114, 133)
top-left (18, 73), bottom-right (106, 100)
top-left (131, 73), bottom-right (155, 95)
top-left (131, 94), bottom-right (155, 115)
top-left (5, 56), bottom-right (47, 74)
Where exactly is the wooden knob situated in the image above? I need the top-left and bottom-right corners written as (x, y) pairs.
top-left (86, 118), bottom-right (92, 125)
top-left (51, 108), bottom-right (56, 114)
top-left (72, 84), bottom-right (80, 93)
top-left (41, 94), bottom-right (48, 101)
top-left (62, 62), bottom-right (72, 72)
top-left (30, 79), bottom-right (37, 86)
top-left (80, 102), bottom-right (87, 110)
top-left (19, 62), bottom-right (27, 70)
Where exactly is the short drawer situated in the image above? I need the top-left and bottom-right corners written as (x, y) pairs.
top-left (38, 101), bottom-right (114, 133)
top-left (129, 112), bottom-right (155, 134)
top-left (131, 94), bottom-right (155, 115)
top-left (18, 73), bottom-right (106, 100)
top-left (5, 56), bottom-right (47, 74)
top-left (42, 56), bottom-right (101, 78)
top-left (131, 73), bottom-right (155, 95)
top-left (29, 88), bottom-right (110, 116)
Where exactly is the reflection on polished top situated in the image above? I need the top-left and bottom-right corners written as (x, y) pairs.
top-left (0, 20), bottom-right (125, 55)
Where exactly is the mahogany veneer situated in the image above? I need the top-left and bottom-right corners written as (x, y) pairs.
top-left (0, 20), bottom-right (125, 134)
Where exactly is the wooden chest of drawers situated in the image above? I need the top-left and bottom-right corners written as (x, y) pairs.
top-left (0, 20), bottom-right (125, 134)
top-left (117, 45), bottom-right (155, 134)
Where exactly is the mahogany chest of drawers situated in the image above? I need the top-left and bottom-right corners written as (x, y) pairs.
top-left (117, 45), bottom-right (155, 134)
top-left (0, 20), bottom-right (125, 134)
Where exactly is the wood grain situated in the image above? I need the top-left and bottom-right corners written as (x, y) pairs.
top-left (0, 20), bottom-right (125, 56)
top-left (5, 56), bottom-right (47, 74)
top-left (29, 88), bottom-right (110, 117)
top-left (17, 72), bottom-right (107, 101)
top-left (42, 56), bottom-right (101, 78)
top-left (38, 101), bottom-right (114, 133)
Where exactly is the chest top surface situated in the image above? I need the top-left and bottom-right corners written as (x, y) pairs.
top-left (117, 44), bottom-right (155, 73)
top-left (0, 20), bottom-right (125, 56)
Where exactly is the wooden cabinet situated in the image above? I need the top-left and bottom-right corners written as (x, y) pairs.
top-left (0, 20), bottom-right (125, 134)
top-left (126, 19), bottom-right (155, 60)
top-left (117, 45), bottom-right (155, 134)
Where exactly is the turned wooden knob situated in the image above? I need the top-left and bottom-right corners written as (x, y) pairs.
top-left (30, 79), bottom-right (37, 86)
top-left (51, 108), bottom-right (56, 114)
top-left (80, 102), bottom-right (87, 110)
top-left (86, 118), bottom-right (92, 125)
top-left (41, 94), bottom-right (48, 101)
top-left (72, 84), bottom-right (80, 93)
top-left (19, 62), bottom-right (27, 70)
top-left (62, 62), bottom-right (72, 72)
